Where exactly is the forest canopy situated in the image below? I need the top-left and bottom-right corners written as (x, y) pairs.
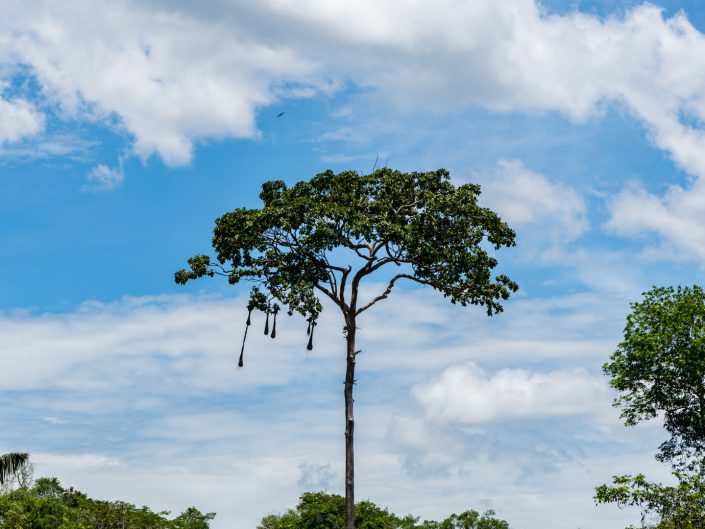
top-left (257, 492), bottom-right (510, 529)
top-left (0, 476), bottom-right (214, 529)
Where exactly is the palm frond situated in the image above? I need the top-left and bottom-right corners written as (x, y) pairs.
top-left (0, 452), bottom-right (29, 485)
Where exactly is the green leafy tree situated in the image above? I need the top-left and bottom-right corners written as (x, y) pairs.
top-left (176, 168), bottom-right (517, 529)
top-left (0, 477), bottom-right (214, 529)
top-left (418, 510), bottom-right (509, 529)
top-left (257, 492), bottom-right (510, 529)
top-left (33, 478), bottom-right (63, 499)
top-left (603, 285), bottom-right (705, 469)
top-left (595, 473), bottom-right (705, 529)
top-left (172, 507), bottom-right (216, 529)
top-left (597, 285), bottom-right (705, 527)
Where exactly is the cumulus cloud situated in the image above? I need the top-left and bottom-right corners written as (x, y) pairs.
top-left (0, 0), bottom-right (698, 260)
top-left (0, 95), bottom-right (44, 143)
top-left (1, 0), bottom-right (705, 183)
top-left (156, 1), bottom-right (705, 180)
top-left (413, 363), bottom-right (609, 424)
top-left (1, 0), bottom-right (319, 166)
top-left (606, 179), bottom-right (705, 260)
top-left (479, 160), bottom-right (588, 243)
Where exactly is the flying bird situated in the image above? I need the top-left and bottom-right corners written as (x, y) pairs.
top-left (276, 112), bottom-right (285, 117)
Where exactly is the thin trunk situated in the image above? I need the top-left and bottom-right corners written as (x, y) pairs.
top-left (345, 323), bottom-right (356, 529)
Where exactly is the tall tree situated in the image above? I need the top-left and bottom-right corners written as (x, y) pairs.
top-left (0, 453), bottom-right (28, 486)
top-left (176, 168), bottom-right (518, 529)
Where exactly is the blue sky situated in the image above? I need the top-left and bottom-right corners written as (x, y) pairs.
top-left (2, 1), bottom-right (705, 528)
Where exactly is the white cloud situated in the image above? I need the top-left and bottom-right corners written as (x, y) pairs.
top-left (35, 453), bottom-right (122, 473)
top-left (606, 179), bottom-right (705, 260)
top-left (0, 287), bottom-right (625, 401)
top-left (1, 0), bottom-right (705, 181)
top-left (0, 133), bottom-right (95, 162)
top-left (413, 363), bottom-right (609, 424)
top-left (479, 159), bottom-right (588, 243)
top-left (297, 462), bottom-right (337, 490)
top-left (0, 294), bottom-right (339, 397)
top-left (0, 95), bottom-right (44, 143)
top-left (213, 1), bottom-right (705, 182)
top-left (1, 1), bottom-right (320, 166)
top-left (85, 164), bottom-right (124, 190)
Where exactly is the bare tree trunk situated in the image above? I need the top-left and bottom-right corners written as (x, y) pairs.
top-left (344, 324), bottom-right (356, 529)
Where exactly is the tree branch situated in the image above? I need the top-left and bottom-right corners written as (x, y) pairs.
top-left (206, 262), bottom-right (233, 277)
top-left (315, 283), bottom-right (348, 312)
top-left (350, 245), bottom-right (371, 261)
top-left (356, 273), bottom-right (433, 315)
top-left (349, 240), bottom-right (390, 311)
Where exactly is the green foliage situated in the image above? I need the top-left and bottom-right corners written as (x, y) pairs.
top-left (603, 285), bottom-right (705, 467)
top-left (417, 510), bottom-right (509, 529)
top-left (171, 507), bottom-right (215, 529)
top-left (0, 476), bottom-right (215, 529)
top-left (595, 473), bottom-right (705, 529)
top-left (176, 168), bottom-right (517, 323)
top-left (598, 285), bottom-right (705, 528)
top-left (257, 492), bottom-right (510, 529)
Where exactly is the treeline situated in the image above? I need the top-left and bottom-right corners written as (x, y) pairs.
top-left (0, 471), bottom-right (509, 529)
top-left (257, 492), bottom-right (509, 529)
top-left (0, 476), bottom-right (214, 529)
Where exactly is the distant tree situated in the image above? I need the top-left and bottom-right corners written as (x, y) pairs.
top-left (13, 461), bottom-right (34, 490)
top-left (172, 506), bottom-right (216, 529)
top-left (176, 168), bottom-right (517, 529)
top-left (33, 477), bottom-right (63, 499)
top-left (419, 510), bottom-right (509, 529)
top-left (257, 491), bottom-right (510, 529)
top-left (603, 285), bottom-right (705, 469)
top-left (0, 476), bottom-right (215, 529)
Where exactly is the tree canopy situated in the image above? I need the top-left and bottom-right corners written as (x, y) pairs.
top-left (0, 475), bottom-right (215, 529)
top-left (597, 285), bottom-right (705, 528)
top-left (176, 168), bottom-right (517, 327)
top-left (257, 492), bottom-right (510, 529)
top-left (595, 472), bottom-right (705, 529)
top-left (603, 285), bottom-right (705, 467)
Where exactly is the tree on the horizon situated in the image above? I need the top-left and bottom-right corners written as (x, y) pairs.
top-left (176, 167), bottom-right (518, 529)
top-left (0, 475), bottom-right (216, 529)
top-left (257, 491), bottom-right (511, 529)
